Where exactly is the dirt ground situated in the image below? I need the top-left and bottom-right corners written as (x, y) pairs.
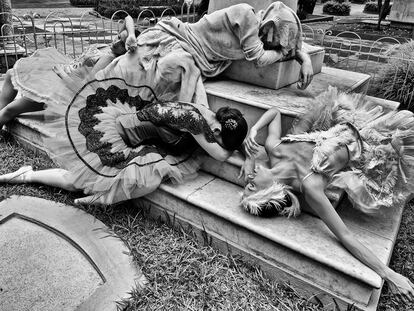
top-left (331, 21), bottom-right (413, 41)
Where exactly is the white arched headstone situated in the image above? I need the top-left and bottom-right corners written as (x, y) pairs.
top-left (208, 0), bottom-right (298, 14)
top-left (388, 0), bottom-right (414, 25)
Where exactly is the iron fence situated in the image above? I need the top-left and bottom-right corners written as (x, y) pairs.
top-left (302, 23), bottom-right (414, 108)
top-left (0, 8), bottom-right (413, 107)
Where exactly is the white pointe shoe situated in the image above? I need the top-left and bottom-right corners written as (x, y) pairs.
top-left (74, 195), bottom-right (102, 206)
top-left (0, 165), bottom-right (33, 183)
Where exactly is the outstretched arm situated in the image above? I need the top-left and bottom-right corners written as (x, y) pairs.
top-left (303, 173), bottom-right (414, 300)
top-left (192, 134), bottom-right (232, 162)
top-left (295, 49), bottom-right (313, 90)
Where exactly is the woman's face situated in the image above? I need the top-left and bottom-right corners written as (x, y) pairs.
top-left (260, 24), bottom-right (280, 50)
top-left (243, 164), bottom-right (274, 196)
top-left (111, 30), bottom-right (128, 56)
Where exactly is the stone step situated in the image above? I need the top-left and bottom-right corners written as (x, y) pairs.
top-left (205, 66), bottom-right (396, 145)
top-left (142, 171), bottom-right (403, 311)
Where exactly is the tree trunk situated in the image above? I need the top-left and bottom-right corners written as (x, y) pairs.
top-left (377, 0), bottom-right (391, 30)
top-left (0, 0), bottom-right (12, 37)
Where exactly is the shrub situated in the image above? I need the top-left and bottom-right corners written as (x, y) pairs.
top-left (369, 41), bottom-right (414, 111)
top-left (351, 0), bottom-right (367, 3)
top-left (363, 1), bottom-right (391, 14)
top-left (363, 1), bottom-right (379, 13)
top-left (70, 0), bottom-right (97, 6)
top-left (323, 1), bottom-right (351, 15)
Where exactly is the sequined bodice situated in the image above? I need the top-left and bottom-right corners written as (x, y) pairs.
top-left (136, 101), bottom-right (216, 143)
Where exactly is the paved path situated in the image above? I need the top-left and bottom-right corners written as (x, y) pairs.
top-left (12, 0), bottom-right (75, 9)
top-left (11, 0), bottom-right (96, 19)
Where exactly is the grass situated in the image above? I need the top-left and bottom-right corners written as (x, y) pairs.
top-left (0, 132), bottom-right (413, 310)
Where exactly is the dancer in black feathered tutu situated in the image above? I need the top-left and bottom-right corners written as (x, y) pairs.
top-left (0, 78), bottom-right (247, 205)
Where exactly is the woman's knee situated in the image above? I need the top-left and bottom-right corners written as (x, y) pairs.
top-left (5, 69), bottom-right (13, 80)
top-left (3, 98), bottom-right (43, 116)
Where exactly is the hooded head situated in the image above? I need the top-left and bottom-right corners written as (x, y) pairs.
top-left (257, 1), bottom-right (302, 56)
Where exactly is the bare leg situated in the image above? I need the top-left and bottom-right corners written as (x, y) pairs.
top-left (0, 166), bottom-right (78, 191)
top-left (0, 97), bottom-right (44, 128)
top-left (0, 69), bottom-right (18, 110)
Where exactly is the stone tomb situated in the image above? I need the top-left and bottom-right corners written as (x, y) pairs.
top-left (388, 0), bottom-right (414, 26)
top-left (0, 196), bottom-right (146, 311)
top-left (208, 0), bottom-right (298, 14)
top-left (2, 65), bottom-right (403, 310)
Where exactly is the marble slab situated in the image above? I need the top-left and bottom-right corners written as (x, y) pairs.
top-left (0, 196), bottom-right (147, 311)
top-left (208, 0), bottom-right (298, 13)
top-left (181, 177), bottom-right (385, 288)
top-left (206, 67), bottom-right (372, 144)
top-left (143, 172), bottom-right (402, 309)
top-left (224, 43), bottom-right (325, 90)
top-left (0, 217), bottom-right (102, 311)
top-left (206, 67), bottom-right (371, 117)
top-left (388, 0), bottom-right (414, 25)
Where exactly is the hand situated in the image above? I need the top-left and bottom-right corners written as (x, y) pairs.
top-left (386, 270), bottom-right (414, 303)
top-left (244, 128), bottom-right (259, 157)
top-left (297, 61), bottom-right (313, 90)
top-left (125, 34), bottom-right (137, 53)
top-left (238, 158), bottom-right (255, 182)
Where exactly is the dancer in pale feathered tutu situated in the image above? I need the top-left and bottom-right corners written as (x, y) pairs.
top-left (240, 87), bottom-right (414, 299)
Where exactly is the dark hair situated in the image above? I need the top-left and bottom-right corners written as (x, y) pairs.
top-left (215, 107), bottom-right (248, 151)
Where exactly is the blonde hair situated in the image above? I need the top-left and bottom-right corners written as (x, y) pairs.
top-left (240, 181), bottom-right (301, 218)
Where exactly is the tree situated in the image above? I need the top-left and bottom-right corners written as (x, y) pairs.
top-left (297, 0), bottom-right (317, 20)
top-left (377, 0), bottom-right (391, 30)
top-left (0, 0), bottom-right (12, 37)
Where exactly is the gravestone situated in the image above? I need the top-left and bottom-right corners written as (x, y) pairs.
top-left (388, 0), bottom-right (414, 25)
top-left (0, 196), bottom-right (147, 311)
top-left (208, 0), bottom-right (297, 13)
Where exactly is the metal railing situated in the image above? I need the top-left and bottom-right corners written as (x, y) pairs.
top-left (302, 24), bottom-right (414, 108)
top-left (0, 9), bottom-right (413, 108)
top-left (0, 3), bottom-right (197, 71)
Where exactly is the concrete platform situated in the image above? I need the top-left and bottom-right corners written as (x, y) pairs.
top-left (0, 196), bottom-right (146, 311)
top-left (0, 66), bottom-right (403, 311)
top-left (3, 105), bottom-right (403, 311)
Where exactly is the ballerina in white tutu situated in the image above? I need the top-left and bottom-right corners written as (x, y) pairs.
top-left (239, 87), bottom-right (414, 300)
top-left (0, 15), bottom-right (139, 128)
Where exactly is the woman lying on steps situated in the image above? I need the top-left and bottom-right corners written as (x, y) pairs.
top-left (239, 88), bottom-right (414, 300)
top-left (0, 78), bottom-right (247, 205)
top-left (0, 15), bottom-right (139, 129)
